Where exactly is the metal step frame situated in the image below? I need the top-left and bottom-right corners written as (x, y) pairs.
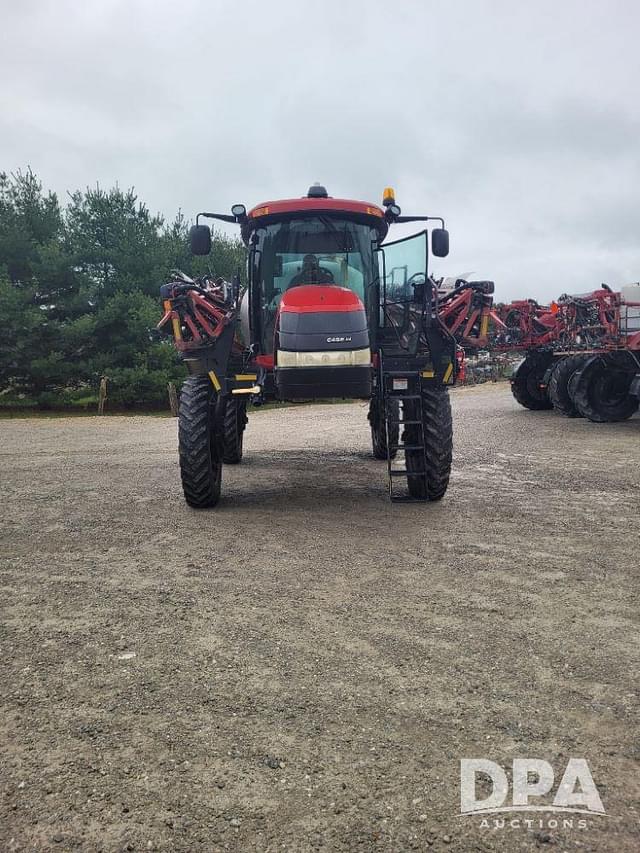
top-left (379, 351), bottom-right (429, 502)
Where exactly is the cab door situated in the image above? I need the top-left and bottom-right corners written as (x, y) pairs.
top-left (376, 230), bottom-right (429, 353)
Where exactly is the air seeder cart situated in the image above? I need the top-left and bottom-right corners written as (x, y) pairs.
top-left (159, 185), bottom-right (463, 507)
top-left (490, 286), bottom-right (640, 421)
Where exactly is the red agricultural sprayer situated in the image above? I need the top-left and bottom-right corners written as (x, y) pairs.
top-left (159, 185), bottom-right (495, 507)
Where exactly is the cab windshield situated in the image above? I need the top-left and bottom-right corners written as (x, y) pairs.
top-left (253, 216), bottom-right (378, 351)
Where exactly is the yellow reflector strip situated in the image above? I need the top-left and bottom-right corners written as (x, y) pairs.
top-left (171, 318), bottom-right (182, 340)
top-left (235, 373), bottom-right (257, 381)
top-left (480, 314), bottom-right (489, 337)
top-left (277, 348), bottom-right (371, 369)
top-left (421, 369), bottom-right (435, 378)
top-left (208, 370), bottom-right (221, 391)
top-left (443, 363), bottom-right (454, 383)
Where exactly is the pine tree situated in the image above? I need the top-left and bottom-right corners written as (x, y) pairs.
top-left (0, 172), bottom-right (248, 408)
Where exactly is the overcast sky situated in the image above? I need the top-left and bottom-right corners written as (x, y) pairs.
top-left (1, 0), bottom-right (639, 300)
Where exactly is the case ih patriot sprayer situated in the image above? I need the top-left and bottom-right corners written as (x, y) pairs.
top-left (159, 185), bottom-right (494, 508)
top-left (490, 285), bottom-right (640, 421)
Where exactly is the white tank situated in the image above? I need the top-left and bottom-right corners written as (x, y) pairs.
top-left (621, 283), bottom-right (640, 334)
top-left (239, 289), bottom-right (250, 346)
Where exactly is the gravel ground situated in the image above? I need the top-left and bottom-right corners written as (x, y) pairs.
top-left (1, 383), bottom-right (639, 852)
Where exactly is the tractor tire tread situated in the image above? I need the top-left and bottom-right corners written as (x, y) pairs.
top-left (406, 386), bottom-right (453, 501)
top-left (178, 376), bottom-right (221, 508)
top-left (573, 357), bottom-right (639, 423)
top-left (369, 398), bottom-right (399, 460)
top-left (548, 354), bottom-right (587, 417)
top-left (222, 398), bottom-right (247, 464)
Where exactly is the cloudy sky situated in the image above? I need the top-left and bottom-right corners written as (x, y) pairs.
top-left (1, 0), bottom-right (639, 300)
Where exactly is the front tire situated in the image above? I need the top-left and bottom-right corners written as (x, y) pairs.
top-left (178, 376), bottom-right (222, 508)
top-left (405, 386), bottom-right (453, 501)
top-left (222, 397), bottom-right (248, 464)
top-left (368, 397), bottom-right (399, 460)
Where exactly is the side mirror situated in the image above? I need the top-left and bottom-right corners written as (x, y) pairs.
top-left (431, 228), bottom-right (449, 258)
top-left (189, 224), bottom-right (212, 256)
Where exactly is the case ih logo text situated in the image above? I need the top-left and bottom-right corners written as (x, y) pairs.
top-left (460, 758), bottom-right (605, 818)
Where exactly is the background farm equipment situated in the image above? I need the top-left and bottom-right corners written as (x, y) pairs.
top-left (435, 276), bottom-right (497, 349)
top-left (492, 299), bottom-right (559, 349)
top-left (488, 284), bottom-right (640, 422)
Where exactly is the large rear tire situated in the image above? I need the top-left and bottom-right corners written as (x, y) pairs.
top-left (178, 376), bottom-right (222, 508)
top-left (573, 356), bottom-right (639, 423)
top-left (548, 354), bottom-right (588, 417)
top-left (405, 386), bottom-right (453, 501)
top-left (368, 397), bottom-right (399, 460)
top-left (511, 353), bottom-right (553, 410)
top-left (222, 397), bottom-right (248, 464)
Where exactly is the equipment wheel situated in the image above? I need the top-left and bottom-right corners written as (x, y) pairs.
top-left (573, 356), bottom-right (639, 423)
top-left (222, 397), bottom-right (248, 464)
top-left (548, 354), bottom-right (588, 417)
top-left (178, 376), bottom-right (222, 508)
top-left (369, 397), bottom-right (399, 460)
top-left (404, 386), bottom-right (453, 501)
top-left (510, 353), bottom-right (553, 410)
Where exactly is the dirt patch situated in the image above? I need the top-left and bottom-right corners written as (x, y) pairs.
top-left (1, 385), bottom-right (639, 851)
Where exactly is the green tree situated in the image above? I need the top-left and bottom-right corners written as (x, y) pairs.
top-left (65, 185), bottom-right (167, 298)
top-left (0, 273), bottom-right (48, 394)
top-left (0, 172), bottom-right (248, 408)
top-left (0, 170), bottom-right (82, 401)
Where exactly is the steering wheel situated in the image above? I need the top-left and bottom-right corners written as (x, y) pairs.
top-left (319, 267), bottom-right (335, 283)
top-left (406, 273), bottom-right (426, 287)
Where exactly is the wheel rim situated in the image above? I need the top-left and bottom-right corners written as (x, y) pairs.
top-left (592, 370), bottom-right (629, 408)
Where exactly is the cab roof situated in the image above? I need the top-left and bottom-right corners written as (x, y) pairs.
top-left (242, 195), bottom-right (389, 243)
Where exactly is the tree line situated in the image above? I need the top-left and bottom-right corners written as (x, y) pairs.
top-left (0, 170), bottom-right (246, 410)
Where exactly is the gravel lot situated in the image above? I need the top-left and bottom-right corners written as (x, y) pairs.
top-left (1, 383), bottom-right (639, 852)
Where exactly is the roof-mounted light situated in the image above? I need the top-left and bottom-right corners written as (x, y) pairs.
top-left (307, 183), bottom-right (328, 198)
top-left (382, 187), bottom-right (396, 207)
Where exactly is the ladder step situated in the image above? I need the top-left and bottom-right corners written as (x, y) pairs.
top-left (381, 353), bottom-right (429, 502)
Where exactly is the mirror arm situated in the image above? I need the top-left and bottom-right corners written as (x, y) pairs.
top-left (395, 215), bottom-right (445, 228)
top-left (196, 211), bottom-right (238, 225)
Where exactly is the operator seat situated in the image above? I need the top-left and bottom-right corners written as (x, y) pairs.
top-left (290, 254), bottom-right (334, 287)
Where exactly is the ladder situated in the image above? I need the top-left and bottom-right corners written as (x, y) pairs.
top-left (379, 352), bottom-right (429, 502)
